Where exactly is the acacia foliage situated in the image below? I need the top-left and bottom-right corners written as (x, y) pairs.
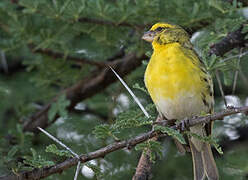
top-left (0, 0), bottom-right (248, 179)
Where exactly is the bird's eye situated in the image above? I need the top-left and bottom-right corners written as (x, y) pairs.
top-left (155, 27), bottom-right (165, 32)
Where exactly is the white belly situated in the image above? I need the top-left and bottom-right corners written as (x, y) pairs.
top-left (155, 91), bottom-right (207, 120)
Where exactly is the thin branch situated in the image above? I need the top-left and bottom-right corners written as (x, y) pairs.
top-left (239, 68), bottom-right (248, 89)
top-left (3, 106), bottom-right (248, 180)
top-left (132, 116), bottom-right (162, 180)
top-left (209, 24), bottom-right (247, 56)
top-left (220, 50), bottom-right (248, 63)
top-left (232, 48), bottom-right (242, 94)
top-left (215, 70), bottom-right (227, 107)
top-left (28, 44), bottom-right (109, 68)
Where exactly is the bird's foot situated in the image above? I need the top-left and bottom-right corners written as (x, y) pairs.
top-left (176, 118), bottom-right (189, 132)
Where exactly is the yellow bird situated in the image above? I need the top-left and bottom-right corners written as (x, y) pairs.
top-left (143, 23), bottom-right (219, 180)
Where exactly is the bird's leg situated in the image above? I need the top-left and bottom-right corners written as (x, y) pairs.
top-left (176, 118), bottom-right (190, 133)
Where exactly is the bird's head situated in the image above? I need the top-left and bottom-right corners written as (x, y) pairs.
top-left (142, 22), bottom-right (191, 47)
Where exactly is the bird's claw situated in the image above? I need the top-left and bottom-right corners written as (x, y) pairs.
top-left (176, 118), bottom-right (189, 132)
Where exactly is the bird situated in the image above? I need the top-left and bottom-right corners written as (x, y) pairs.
top-left (142, 22), bottom-right (219, 180)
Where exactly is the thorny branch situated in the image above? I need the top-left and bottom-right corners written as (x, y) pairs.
top-left (23, 53), bottom-right (147, 132)
top-left (3, 5), bottom-right (246, 177)
top-left (2, 106), bottom-right (248, 180)
top-left (24, 21), bottom-right (248, 133)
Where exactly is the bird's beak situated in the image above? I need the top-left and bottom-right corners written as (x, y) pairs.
top-left (142, 31), bottom-right (156, 42)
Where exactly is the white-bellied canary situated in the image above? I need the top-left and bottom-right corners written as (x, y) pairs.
top-left (143, 22), bottom-right (219, 180)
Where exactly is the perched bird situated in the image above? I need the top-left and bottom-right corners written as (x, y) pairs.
top-left (143, 23), bottom-right (219, 180)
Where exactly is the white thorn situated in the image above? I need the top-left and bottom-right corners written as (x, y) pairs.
top-left (74, 161), bottom-right (81, 180)
top-left (37, 127), bottom-right (79, 158)
top-left (109, 66), bottom-right (150, 118)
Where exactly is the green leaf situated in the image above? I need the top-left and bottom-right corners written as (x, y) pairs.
top-left (192, 2), bottom-right (199, 17)
top-left (145, 50), bottom-right (152, 58)
top-left (93, 124), bottom-right (115, 140)
top-left (30, 148), bottom-right (37, 159)
top-left (186, 132), bottom-right (223, 154)
top-left (45, 144), bottom-right (73, 157)
top-left (113, 105), bottom-right (154, 130)
top-left (142, 60), bottom-right (149, 66)
top-left (48, 94), bottom-right (70, 121)
top-left (7, 146), bottom-right (19, 158)
top-left (23, 148), bottom-right (55, 168)
top-left (154, 125), bottom-right (186, 144)
top-left (133, 83), bottom-right (148, 94)
top-left (135, 140), bottom-right (163, 163)
top-left (209, 0), bottom-right (229, 13)
top-left (23, 157), bottom-right (55, 169)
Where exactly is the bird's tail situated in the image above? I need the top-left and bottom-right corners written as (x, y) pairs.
top-left (189, 140), bottom-right (219, 180)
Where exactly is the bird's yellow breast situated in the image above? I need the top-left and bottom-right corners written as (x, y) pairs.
top-left (144, 43), bottom-right (207, 119)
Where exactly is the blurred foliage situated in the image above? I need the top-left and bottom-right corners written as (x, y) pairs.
top-left (45, 144), bottom-right (73, 158)
top-left (0, 0), bottom-right (248, 179)
top-left (135, 140), bottom-right (163, 163)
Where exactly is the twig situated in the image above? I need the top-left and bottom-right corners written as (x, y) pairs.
top-left (215, 70), bottom-right (227, 107)
top-left (3, 106), bottom-right (248, 180)
top-left (232, 48), bottom-right (242, 94)
top-left (132, 116), bottom-right (161, 180)
top-left (239, 68), bottom-right (248, 89)
top-left (220, 50), bottom-right (248, 63)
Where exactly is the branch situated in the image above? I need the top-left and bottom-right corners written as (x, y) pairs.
top-left (209, 24), bottom-right (248, 56)
top-left (132, 151), bottom-right (153, 180)
top-left (2, 106), bottom-right (248, 180)
top-left (23, 53), bottom-right (146, 132)
top-left (132, 116), bottom-right (161, 180)
top-left (28, 44), bottom-right (109, 68)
